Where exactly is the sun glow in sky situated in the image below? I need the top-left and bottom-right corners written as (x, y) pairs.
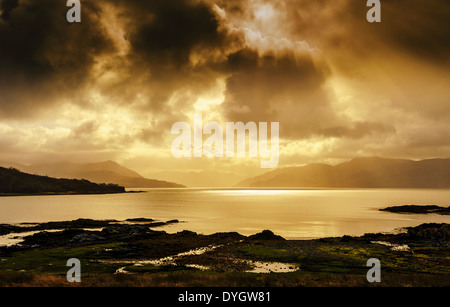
top-left (0, 0), bottom-right (449, 185)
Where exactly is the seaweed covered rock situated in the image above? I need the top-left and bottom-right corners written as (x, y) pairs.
top-left (101, 224), bottom-right (163, 240)
top-left (176, 230), bottom-right (198, 237)
top-left (70, 233), bottom-right (105, 243)
top-left (248, 230), bottom-right (285, 241)
top-left (381, 205), bottom-right (450, 215)
top-left (406, 223), bottom-right (449, 245)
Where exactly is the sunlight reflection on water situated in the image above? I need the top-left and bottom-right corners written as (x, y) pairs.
top-left (0, 188), bottom-right (449, 239)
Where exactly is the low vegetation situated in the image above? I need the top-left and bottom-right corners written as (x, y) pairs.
top-left (0, 218), bottom-right (448, 287)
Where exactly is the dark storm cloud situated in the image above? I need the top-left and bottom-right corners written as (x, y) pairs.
top-left (121, 0), bottom-right (237, 68)
top-left (0, 0), bottom-right (18, 20)
top-left (284, 0), bottom-right (450, 64)
top-left (1, 0), bottom-right (439, 145)
top-left (88, 0), bottom-right (244, 124)
top-left (1, 0), bottom-right (448, 171)
top-left (222, 47), bottom-right (329, 124)
top-left (346, 0), bottom-right (450, 63)
top-left (214, 0), bottom-right (407, 141)
top-left (221, 47), bottom-right (380, 140)
top-left (0, 0), bottom-right (115, 118)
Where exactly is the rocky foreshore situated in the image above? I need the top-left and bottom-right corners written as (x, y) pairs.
top-left (0, 218), bottom-right (179, 237)
top-left (380, 205), bottom-right (450, 215)
top-left (0, 216), bottom-right (449, 287)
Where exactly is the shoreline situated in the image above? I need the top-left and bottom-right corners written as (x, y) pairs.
top-left (380, 205), bottom-right (450, 215)
top-left (0, 215), bottom-right (448, 287)
top-left (0, 205), bottom-right (448, 287)
top-left (0, 190), bottom-right (149, 197)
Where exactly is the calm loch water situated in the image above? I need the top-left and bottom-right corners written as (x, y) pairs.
top-left (0, 188), bottom-right (449, 239)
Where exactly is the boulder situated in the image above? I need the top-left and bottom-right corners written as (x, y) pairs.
top-left (70, 233), bottom-right (105, 243)
top-left (406, 223), bottom-right (449, 244)
top-left (101, 224), bottom-right (163, 240)
top-left (248, 230), bottom-right (285, 241)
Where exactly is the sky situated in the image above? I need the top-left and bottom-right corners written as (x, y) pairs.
top-left (0, 0), bottom-right (449, 182)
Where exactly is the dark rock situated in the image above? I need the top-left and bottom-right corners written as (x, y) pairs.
top-left (146, 222), bottom-right (166, 227)
top-left (20, 229), bottom-right (86, 247)
top-left (38, 218), bottom-right (117, 230)
top-left (176, 230), bottom-right (197, 236)
top-left (248, 230), bottom-right (285, 241)
top-left (380, 205), bottom-right (450, 215)
top-left (210, 232), bottom-right (246, 241)
top-left (340, 235), bottom-right (353, 242)
top-left (101, 224), bottom-right (164, 240)
top-left (102, 224), bottom-right (146, 235)
top-left (125, 218), bottom-right (155, 222)
top-left (166, 219), bottom-right (179, 224)
top-left (70, 233), bottom-right (105, 243)
top-left (0, 224), bottom-right (23, 236)
top-left (406, 223), bottom-right (449, 244)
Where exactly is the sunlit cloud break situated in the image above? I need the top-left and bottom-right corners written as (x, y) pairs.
top-left (0, 0), bottom-right (449, 180)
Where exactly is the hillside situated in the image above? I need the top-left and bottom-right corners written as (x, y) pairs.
top-left (0, 161), bottom-right (185, 188)
top-left (0, 167), bottom-right (125, 195)
top-left (236, 157), bottom-right (450, 188)
top-left (151, 170), bottom-right (247, 187)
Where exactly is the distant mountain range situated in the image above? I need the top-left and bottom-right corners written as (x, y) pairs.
top-left (151, 170), bottom-right (247, 187)
top-left (0, 167), bottom-right (125, 195)
top-left (236, 157), bottom-right (450, 188)
top-left (3, 157), bottom-right (450, 189)
top-left (0, 161), bottom-right (185, 188)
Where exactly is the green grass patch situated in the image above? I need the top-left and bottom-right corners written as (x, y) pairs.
top-left (0, 243), bottom-right (125, 276)
top-left (318, 245), bottom-right (386, 261)
top-left (123, 264), bottom-right (201, 274)
top-left (238, 244), bottom-right (297, 262)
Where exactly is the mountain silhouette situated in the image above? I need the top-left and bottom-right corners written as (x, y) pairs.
top-left (236, 157), bottom-right (450, 188)
top-left (151, 169), bottom-right (247, 187)
top-left (0, 160), bottom-right (185, 188)
top-left (0, 167), bottom-right (125, 195)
